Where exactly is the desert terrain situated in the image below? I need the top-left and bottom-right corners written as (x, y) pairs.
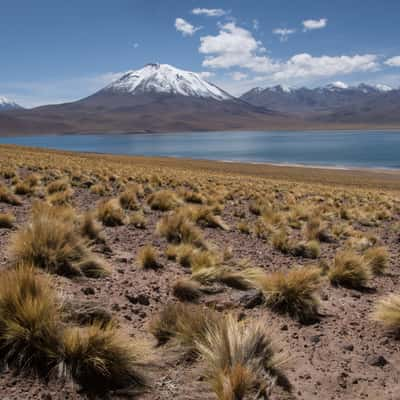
top-left (0, 145), bottom-right (399, 400)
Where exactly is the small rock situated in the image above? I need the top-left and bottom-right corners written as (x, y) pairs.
top-left (343, 343), bottom-right (354, 351)
top-left (82, 287), bottom-right (95, 295)
top-left (281, 324), bottom-right (289, 331)
top-left (367, 355), bottom-right (388, 367)
top-left (310, 335), bottom-right (322, 344)
top-left (237, 289), bottom-right (264, 309)
top-left (126, 293), bottom-right (150, 306)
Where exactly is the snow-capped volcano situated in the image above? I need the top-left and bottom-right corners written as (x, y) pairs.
top-left (0, 96), bottom-right (22, 111)
top-left (103, 63), bottom-right (232, 101)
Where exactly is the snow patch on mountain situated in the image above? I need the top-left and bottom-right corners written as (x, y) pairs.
top-left (0, 96), bottom-right (21, 110)
top-left (104, 63), bottom-right (233, 101)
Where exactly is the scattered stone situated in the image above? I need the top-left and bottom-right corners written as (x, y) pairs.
top-left (126, 293), bottom-right (150, 306)
top-left (237, 289), bottom-right (264, 309)
top-left (81, 287), bottom-right (95, 295)
top-left (367, 355), bottom-right (388, 367)
top-left (343, 343), bottom-right (354, 351)
top-left (281, 324), bottom-right (289, 331)
top-left (310, 335), bottom-right (322, 344)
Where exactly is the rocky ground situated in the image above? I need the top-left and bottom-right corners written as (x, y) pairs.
top-left (0, 145), bottom-right (399, 400)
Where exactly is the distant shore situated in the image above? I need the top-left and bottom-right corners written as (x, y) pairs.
top-left (2, 144), bottom-right (400, 191)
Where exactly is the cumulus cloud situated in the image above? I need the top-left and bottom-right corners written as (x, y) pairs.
top-left (191, 8), bottom-right (227, 17)
top-left (174, 18), bottom-right (201, 36)
top-left (385, 56), bottom-right (400, 67)
top-left (302, 18), bottom-right (328, 31)
top-left (198, 22), bottom-right (378, 83)
top-left (231, 72), bottom-right (248, 81)
top-left (273, 53), bottom-right (379, 81)
top-left (272, 28), bottom-right (296, 42)
top-left (199, 22), bottom-right (275, 73)
top-left (252, 19), bottom-right (259, 30)
top-left (198, 71), bottom-right (215, 79)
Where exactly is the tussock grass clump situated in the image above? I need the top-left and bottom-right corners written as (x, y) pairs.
top-left (364, 246), bottom-right (389, 275)
top-left (291, 240), bottom-right (321, 259)
top-left (166, 243), bottom-right (196, 268)
top-left (328, 250), bottom-right (371, 288)
top-left (197, 315), bottom-right (287, 400)
top-left (10, 202), bottom-right (108, 278)
top-left (47, 188), bottom-right (74, 206)
top-left (148, 190), bottom-right (182, 211)
top-left (97, 199), bottom-right (126, 227)
top-left (194, 207), bottom-right (229, 230)
top-left (90, 183), bottom-right (108, 195)
top-left (14, 181), bottom-right (33, 195)
top-left (119, 190), bottom-right (138, 210)
top-left (79, 212), bottom-right (106, 243)
top-left (137, 245), bottom-right (162, 269)
top-left (129, 211), bottom-right (147, 229)
top-left (372, 294), bottom-right (400, 332)
top-left (63, 323), bottom-right (148, 394)
top-left (244, 266), bottom-right (321, 323)
top-left (149, 303), bottom-right (220, 349)
top-left (156, 212), bottom-right (205, 248)
top-left (237, 221), bottom-right (251, 234)
top-left (172, 278), bottom-right (202, 302)
top-left (47, 178), bottom-right (69, 194)
top-left (0, 212), bottom-right (15, 228)
top-left (0, 184), bottom-right (22, 205)
top-left (0, 265), bottom-right (62, 372)
top-left (271, 229), bottom-right (291, 254)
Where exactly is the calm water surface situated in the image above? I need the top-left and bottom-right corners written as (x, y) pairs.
top-left (1, 130), bottom-right (400, 169)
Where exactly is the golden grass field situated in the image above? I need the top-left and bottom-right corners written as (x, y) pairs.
top-left (0, 144), bottom-right (399, 400)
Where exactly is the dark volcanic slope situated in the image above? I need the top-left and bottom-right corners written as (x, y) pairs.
top-left (0, 94), bottom-right (298, 135)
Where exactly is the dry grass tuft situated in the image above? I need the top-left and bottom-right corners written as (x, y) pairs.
top-left (364, 246), bottom-right (389, 275)
top-left (156, 212), bottom-right (205, 248)
top-left (63, 323), bottom-right (148, 394)
top-left (197, 315), bottom-right (287, 400)
top-left (79, 212), bottom-right (106, 243)
top-left (0, 212), bottom-right (15, 228)
top-left (148, 190), bottom-right (182, 211)
top-left (119, 190), bottom-right (139, 210)
top-left (372, 294), bottom-right (400, 333)
top-left (172, 278), bottom-right (202, 302)
top-left (129, 211), bottom-right (147, 229)
top-left (137, 245), bottom-right (162, 269)
top-left (0, 184), bottom-right (22, 205)
top-left (47, 178), bottom-right (70, 194)
top-left (0, 264), bottom-right (62, 372)
top-left (328, 250), bottom-right (371, 289)
top-left (149, 303), bottom-right (220, 349)
top-left (244, 266), bottom-right (321, 323)
top-left (97, 199), bottom-right (126, 227)
top-left (10, 202), bottom-right (108, 278)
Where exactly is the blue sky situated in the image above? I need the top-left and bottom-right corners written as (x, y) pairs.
top-left (1, 0), bottom-right (400, 107)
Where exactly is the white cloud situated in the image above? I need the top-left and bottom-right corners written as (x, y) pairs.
top-left (272, 28), bottom-right (296, 42)
top-left (191, 8), bottom-right (227, 17)
top-left (174, 18), bottom-right (201, 36)
top-left (302, 18), bottom-right (328, 31)
top-left (198, 22), bottom-right (378, 84)
top-left (385, 56), bottom-right (400, 67)
top-left (132, 42), bottom-right (139, 49)
top-left (199, 22), bottom-right (275, 73)
top-left (231, 72), bottom-right (248, 81)
top-left (273, 53), bottom-right (379, 81)
top-left (198, 71), bottom-right (215, 79)
top-left (252, 19), bottom-right (259, 30)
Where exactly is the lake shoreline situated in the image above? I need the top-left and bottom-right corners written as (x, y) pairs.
top-left (2, 144), bottom-right (400, 191)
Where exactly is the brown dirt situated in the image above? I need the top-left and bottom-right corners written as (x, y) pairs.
top-left (0, 145), bottom-right (399, 400)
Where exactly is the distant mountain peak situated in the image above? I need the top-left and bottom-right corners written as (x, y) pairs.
top-left (103, 63), bottom-right (233, 101)
top-left (0, 96), bottom-right (22, 111)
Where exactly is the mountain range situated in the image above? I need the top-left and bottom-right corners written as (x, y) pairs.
top-left (1, 64), bottom-right (399, 135)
